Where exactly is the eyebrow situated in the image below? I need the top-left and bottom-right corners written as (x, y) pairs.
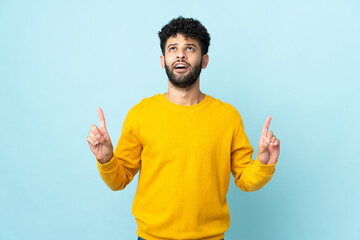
top-left (167, 43), bottom-right (178, 49)
top-left (185, 43), bottom-right (197, 49)
top-left (167, 43), bottom-right (198, 49)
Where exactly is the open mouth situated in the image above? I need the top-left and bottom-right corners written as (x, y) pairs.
top-left (173, 62), bottom-right (189, 72)
top-left (174, 64), bottom-right (187, 69)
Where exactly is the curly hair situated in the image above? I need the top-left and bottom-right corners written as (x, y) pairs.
top-left (158, 16), bottom-right (211, 56)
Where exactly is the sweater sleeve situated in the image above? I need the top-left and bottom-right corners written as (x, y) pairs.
top-left (231, 114), bottom-right (277, 192)
top-left (96, 106), bottom-right (142, 191)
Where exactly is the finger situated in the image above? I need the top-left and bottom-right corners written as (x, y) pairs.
top-left (270, 135), bottom-right (276, 143)
top-left (91, 125), bottom-right (100, 135)
top-left (261, 116), bottom-right (272, 138)
top-left (90, 127), bottom-right (102, 142)
top-left (88, 131), bottom-right (98, 143)
top-left (274, 139), bottom-right (280, 146)
top-left (89, 131), bottom-right (100, 143)
top-left (98, 107), bottom-right (107, 134)
top-left (266, 131), bottom-right (273, 143)
top-left (87, 136), bottom-right (96, 146)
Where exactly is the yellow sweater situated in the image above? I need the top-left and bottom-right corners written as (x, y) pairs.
top-left (97, 93), bottom-right (277, 240)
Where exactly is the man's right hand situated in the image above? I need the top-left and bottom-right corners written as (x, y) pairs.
top-left (87, 107), bottom-right (114, 164)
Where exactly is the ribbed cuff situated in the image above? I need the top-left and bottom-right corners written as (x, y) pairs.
top-left (253, 156), bottom-right (277, 176)
top-left (96, 153), bottom-right (117, 172)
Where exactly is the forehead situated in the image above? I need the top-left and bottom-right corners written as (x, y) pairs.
top-left (165, 34), bottom-right (200, 47)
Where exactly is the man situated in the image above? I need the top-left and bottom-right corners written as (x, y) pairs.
top-left (87, 16), bottom-right (280, 240)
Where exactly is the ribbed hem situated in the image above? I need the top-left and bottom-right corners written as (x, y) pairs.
top-left (96, 153), bottom-right (116, 172)
top-left (253, 156), bottom-right (277, 175)
top-left (137, 227), bottom-right (225, 240)
top-left (157, 93), bottom-right (213, 112)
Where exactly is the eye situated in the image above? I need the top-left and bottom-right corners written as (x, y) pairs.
top-left (187, 47), bottom-right (194, 51)
top-left (169, 47), bottom-right (176, 51)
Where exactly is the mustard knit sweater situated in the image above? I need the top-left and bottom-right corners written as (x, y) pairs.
top-left (97, 93), bottom-right (277, 240)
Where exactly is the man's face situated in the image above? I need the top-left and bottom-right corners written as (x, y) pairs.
top-left (160, 34), bottom-right (209, 89)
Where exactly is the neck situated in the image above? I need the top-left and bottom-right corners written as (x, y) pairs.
top-left (164, 78), bottom-right (205, 106)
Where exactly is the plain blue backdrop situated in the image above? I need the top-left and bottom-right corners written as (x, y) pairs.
top-left (1, 0), bottom-right (359, 239)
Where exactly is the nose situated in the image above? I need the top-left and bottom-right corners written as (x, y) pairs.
top-left (177, 49), bottom-right (186, 60)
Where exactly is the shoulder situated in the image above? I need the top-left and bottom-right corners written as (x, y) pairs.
top-left (207, 95), bottom-right (242, 121)
top-left (126, 93), bottom-right (160, 115)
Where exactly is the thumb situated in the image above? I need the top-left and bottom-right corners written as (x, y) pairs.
top-left (99, 132), bottom-right (111, 144)
top-left (258, 138), bottom-right (270, 153)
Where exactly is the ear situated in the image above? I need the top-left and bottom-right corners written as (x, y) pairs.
top-left (160, 55), bottom-right (165, 69)
top-left (201, 54), bottom-right (209, 69)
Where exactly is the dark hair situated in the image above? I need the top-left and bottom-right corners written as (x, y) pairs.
top-left (158, 16), bottom-right (211, 56)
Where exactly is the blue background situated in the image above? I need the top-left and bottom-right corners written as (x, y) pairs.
top-left (1, 0), bottom-right (359, 239)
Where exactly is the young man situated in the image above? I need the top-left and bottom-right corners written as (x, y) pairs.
top-left (87, 16), bottom-right (280, 240)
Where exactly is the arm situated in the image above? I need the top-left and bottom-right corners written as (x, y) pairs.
top-left (231, 115), bottom-right (278, 192)
top-left (97, 106), bottom-right (142, 191)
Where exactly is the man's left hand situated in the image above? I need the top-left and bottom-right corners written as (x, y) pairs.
top-left (257, 116), bottom-right (280, 165)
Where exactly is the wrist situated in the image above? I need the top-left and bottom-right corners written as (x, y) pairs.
top-left (256, 155), bottom-right (269, 165)
top-left (97, 153), bottom-right (113, 164)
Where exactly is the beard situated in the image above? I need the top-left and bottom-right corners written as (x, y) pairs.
top-left (165, 58), bottom-right (202, 89)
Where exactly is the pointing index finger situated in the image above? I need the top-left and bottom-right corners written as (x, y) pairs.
top-left (97, 107), bottom-right (107, 132)
top-left (261, 116), bottom-right (271, 138)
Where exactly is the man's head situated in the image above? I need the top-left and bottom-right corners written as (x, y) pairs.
top-left (158, 16), bottom-right (211, 89)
